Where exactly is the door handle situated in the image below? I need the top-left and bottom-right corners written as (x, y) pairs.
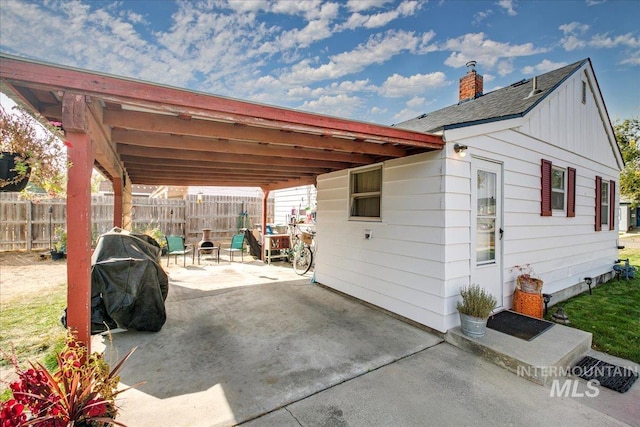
top-left (499, 228), bottom-right (504, 240)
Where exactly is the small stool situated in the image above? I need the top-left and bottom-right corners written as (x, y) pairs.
top-left (196, 245), bottom-right (220, 264)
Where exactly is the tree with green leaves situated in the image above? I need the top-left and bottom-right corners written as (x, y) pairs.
top-left (616, 118), bottom-right (640, 208)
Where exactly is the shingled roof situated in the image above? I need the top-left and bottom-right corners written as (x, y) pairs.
top-left (394, 59), bottom-right (588, 133)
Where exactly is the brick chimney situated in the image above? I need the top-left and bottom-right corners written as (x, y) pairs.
top-left (459, 60), bottom-right (483, 102)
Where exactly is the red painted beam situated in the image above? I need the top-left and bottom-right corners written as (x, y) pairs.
top-left (261, 190), bottom-right (270, 261)
top-left (0, 54), bottom-right (443, 148)
top-left (113, 177), bottom-right (123, 228)
top-left (65, 131), bottom-right (94, 350)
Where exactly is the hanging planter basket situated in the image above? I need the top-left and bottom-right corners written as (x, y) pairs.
top-left (0, 152), bottom-right (31, 192)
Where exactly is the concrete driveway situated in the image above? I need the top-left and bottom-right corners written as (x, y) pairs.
top-left (97, 260), bottom-right (635, 427)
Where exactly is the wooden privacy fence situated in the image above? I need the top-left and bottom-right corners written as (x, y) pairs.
top-left (0, 193), bottom-right (273, 251)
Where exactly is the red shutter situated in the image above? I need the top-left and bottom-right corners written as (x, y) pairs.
top-left (595, 176), bottom-right (602, 231)
top-left (567, 167), bottom-right (576, 217)
top-left (541, 159), bottom-right (552, 216)
top-left (609, 180), bottom-right (615, 230)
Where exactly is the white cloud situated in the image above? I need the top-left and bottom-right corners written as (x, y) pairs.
top-left (416, 30), bottom-right (438, 54)
top-left (473, 9), bottom-right (493, 25)
top-left (379, 72), bottom-right (448, 97)
top-left (406, 96), bottom-right (426, 107)
top-left (620, 55), bottom-right (640, 66)
top-left (392, 106), bottom-right (424, 123)
top-left (559, 22), bottom-right (590, 35)
top-left (389, 96), bottom-right (429, 122)
top-left (521, 59), bottom-right (568, 75)
top-left (585, 0), bottom-right (607, 5)
top-left (442, 33), bottom-right (545, 70)
top-left (561, 35), bottom-right (587, 51)
top-left (340, 1), bottom-right (423, 30)
top-left (496, 0), bottom-right (517, 16)
top-left (264, 19), bottom-right (334, 51)
top-left (346, 0), bottom-right (395, 13)
top-left (589, 32), bottom-right (640, 49)
top-left (286, 79), bottom-right (376, 100)
top-left (225, 0), bottom-right (270, 14)
top-left (298, 94), bottom-right (363, 116)
top-left (496, 59), bottom-right (514, 76)
top-left (281, 30), bottom-right (422, 84)
top-left (371, 106), bottom-right (388, 115)
top-left (558, 22), bottom-right (590, 51)
top-left (270, 0), bottom-right (340, 20)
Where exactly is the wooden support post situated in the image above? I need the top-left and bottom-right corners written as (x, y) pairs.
top-left (122, 175), bottom-right (133, 231)
top-left (261, 189), bottom-right (270, 261)
top-left (113, 177), bottom-right (123, 228)
top-left (63, 93), bottom-right (94, 350)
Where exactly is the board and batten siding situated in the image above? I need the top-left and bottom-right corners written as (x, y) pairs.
top-left (442, 64), bottom-right (620, 326)
top-left (315, 61), bottom-right (620, 333)
top-left (316, 151), bottom-right (457, 332)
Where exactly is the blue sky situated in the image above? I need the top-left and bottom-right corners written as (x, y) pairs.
top-left (1, 0), bottom-right (638, 125)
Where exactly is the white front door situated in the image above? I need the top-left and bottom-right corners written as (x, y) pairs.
top-left (471, 158), bottom-right (503, 308)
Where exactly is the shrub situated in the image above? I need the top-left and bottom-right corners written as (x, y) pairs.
top-left (457, 284), bottom-right (497, 318)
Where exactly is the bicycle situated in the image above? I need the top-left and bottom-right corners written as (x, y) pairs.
top-left (288, 223), bottom-right (316, 275)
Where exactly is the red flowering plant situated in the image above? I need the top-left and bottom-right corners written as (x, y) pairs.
top-left (1, 333), bottom-right (137, 427)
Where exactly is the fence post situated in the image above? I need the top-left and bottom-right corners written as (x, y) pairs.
top-left (26, 200), bottom-right (33, 251)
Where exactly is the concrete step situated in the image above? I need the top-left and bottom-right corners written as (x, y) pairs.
top-left (445, 320), bottom-right (592, 386)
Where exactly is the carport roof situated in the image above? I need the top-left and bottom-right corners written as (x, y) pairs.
top-left (0, 54), bottom-right (444, 191)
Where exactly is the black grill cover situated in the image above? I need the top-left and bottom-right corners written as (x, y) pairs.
top-left (90, 228), bottom-right (169, 334)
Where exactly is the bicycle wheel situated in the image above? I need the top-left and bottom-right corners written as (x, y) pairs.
top-left (293, 245), bottom-right (313, 275)
top-left (287, 236), bottom-right (299, 264)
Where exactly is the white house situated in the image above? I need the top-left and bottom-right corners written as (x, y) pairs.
top-left (273, 185), bottom-right (317, 225)
top-left (315, 59), bottom-right (622, 333)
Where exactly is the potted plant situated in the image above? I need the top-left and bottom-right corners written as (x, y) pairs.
top-left (52, 227), bottom-right (67, 260)
top-left (144, 226), bottom-right (167, 254)
top-left (511, 264), bottom-right (543, 294)
top-left (456, 284), bottom-right (497, 338)
top-left (1, 332), bottom-right (138, 426)
top-left (0, 105), bottom-right (67, 196)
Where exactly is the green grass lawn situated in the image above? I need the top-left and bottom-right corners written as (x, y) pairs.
top-left (545, 246), bottom-right (640, 364)
top-left (0, 283), bottom-right (67, 400)
top-left (0, 283), bottom-right (67, 366)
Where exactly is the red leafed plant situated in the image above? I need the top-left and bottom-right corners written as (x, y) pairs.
top-left (1, 333), bottom-right (137, 427)
top-left (510, 263), bottom-right (543, 293)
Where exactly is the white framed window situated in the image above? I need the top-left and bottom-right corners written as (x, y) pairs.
top-left (551, 167), bottom-right (566, 211)
top-left (582, 81), bottom-right (587, 104)
top-left (601, 180), bottom-right (609, 227)
top-left (349, 164), bottom-right (382, 220)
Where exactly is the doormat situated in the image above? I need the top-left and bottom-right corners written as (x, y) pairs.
top-left (574, 356), bottom-right (638, 393)
top-left (486, 310), bottom-right (554, 341)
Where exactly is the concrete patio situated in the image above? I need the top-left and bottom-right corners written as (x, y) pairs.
top-left (95, 258), bottom-right (639, 426)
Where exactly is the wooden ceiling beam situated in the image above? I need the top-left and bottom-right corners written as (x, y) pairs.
top-left (127, 165), bottom-right (312, 179)
top-left (128, 170), bottom-right (288, 181)
top-left (131, 177), bottom-right (276, 187)
top-left (85, 97), bottom-right (124, 181)
top-left (105, 110), bottom-right (408, 157)
top-left (112, 129), bottom-right (376, 164)
top-left (117, 144), bottom-right (355, 169)
top-left (121, 155), bottom-right (331, 174)
top-left (262, 176), bottom-right (317, 192)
